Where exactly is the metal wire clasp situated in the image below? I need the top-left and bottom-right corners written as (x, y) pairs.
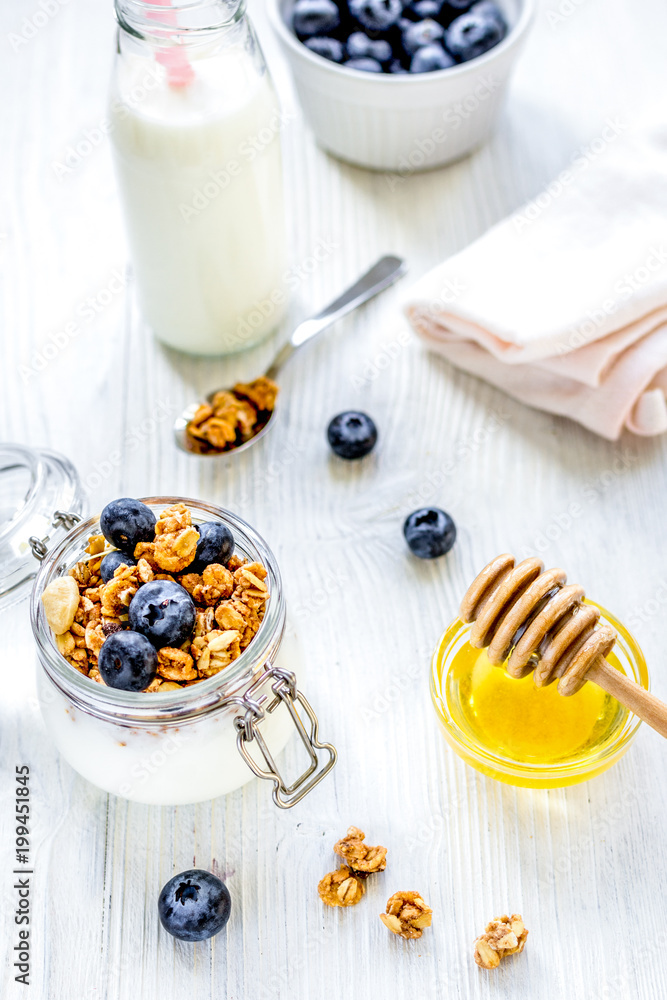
top-left (234, 666), bottom-right (337, 809)
top-left (29, 510), bottom-right (82, 561)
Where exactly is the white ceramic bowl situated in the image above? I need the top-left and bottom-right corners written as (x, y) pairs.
top-left (267, 0), bottom-right (534, 171)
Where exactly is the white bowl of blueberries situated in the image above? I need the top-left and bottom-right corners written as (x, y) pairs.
top-left (268, 0), bottom-right (534, 170)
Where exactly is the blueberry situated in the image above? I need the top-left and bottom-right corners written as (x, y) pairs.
top-left (410, 42), bottom-right (455, 71)
top-left (346, 31), bottom-right (392, 62)
top-left (410, 0), bottom-right (444, 19)
top-left (305, 36), bottom-right (345, 60)
top-left (100, 550), bottom-right (137, 584)
top-left (389, 58), bottom-right (409, 72)
top-left (471, 0), bottom-right (506, 29)
top-left (349, 0), bottom-right (402, 32)
top-left (98, 631), bottom-right (158, 691)
top-left (403, 507), bottom-right (456, 558)
top-left (445, 8), bottom-right (505, 61)
top-left (327, 411), bottom-right (378, 458)
top-left (402, 17), bottom-right (444, 52)
top-left (191, 522), bottom-right (234, 572)
top-left (345, 56), bottom-right (384, 71)
top-left (100, 498), bottom-right (156, 555)
top-left (293, 0), bottom-right (340, 38)
top-left (128, 580), bottom-right (196, 650)
top-left (158, 869), bottom-right (231, 942)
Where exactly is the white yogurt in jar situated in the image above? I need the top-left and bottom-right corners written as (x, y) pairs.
top-left (110, 51), bottom-right (288, 355)
top-left (38, 628), bottom-right (305, 805)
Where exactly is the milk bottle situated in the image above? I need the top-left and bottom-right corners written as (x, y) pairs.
top-left (110, 1), bottom-right (288, 355)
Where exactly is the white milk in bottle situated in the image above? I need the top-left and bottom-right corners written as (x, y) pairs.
top-left (110, 1), bottom-right (288, 355)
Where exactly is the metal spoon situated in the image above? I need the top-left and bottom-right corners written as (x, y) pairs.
top-left (174, 254), bottom-right (407, 456)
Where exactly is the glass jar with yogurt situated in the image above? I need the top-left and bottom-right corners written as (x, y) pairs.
top-left (29, 496), bottom-right (336, 807)
top-left (110, 0), bottom-right (288, 356)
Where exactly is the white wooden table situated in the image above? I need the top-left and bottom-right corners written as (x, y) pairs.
top-left (3, 0), bottom-right (667, 996)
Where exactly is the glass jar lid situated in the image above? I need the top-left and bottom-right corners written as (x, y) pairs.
top-left (0, 444), bottom-right (86, 611)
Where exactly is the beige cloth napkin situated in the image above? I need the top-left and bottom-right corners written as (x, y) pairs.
top-left (405, 123), bottom-right (667, 439)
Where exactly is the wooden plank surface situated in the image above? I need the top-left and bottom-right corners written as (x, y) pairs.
top-left (3, 0), bottom-right (667, 997)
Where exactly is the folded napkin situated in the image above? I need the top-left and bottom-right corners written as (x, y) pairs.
top-left (405, 123), bottom-right (667, 439)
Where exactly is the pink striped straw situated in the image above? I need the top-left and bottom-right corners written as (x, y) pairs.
top-left (145, 0), bottom-right (195, 88)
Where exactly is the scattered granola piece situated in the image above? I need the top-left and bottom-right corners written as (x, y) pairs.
top-left (41, 576), bottom-right (80, 635)
top-left (318, 868), bottom-right (365, 907)
top-left (380, 892), bottom-right (432, 940)
top-left (334, 827), bottom-right (387, 874)
top-left (474, 914), bottom-right (528, 969)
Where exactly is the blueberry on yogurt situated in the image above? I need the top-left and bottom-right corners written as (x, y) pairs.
top-left (98, 631), bottom-right (158, 692)
top-left (100, 498), bottom-right (156, 555)
top-left (158, 870), bottom-right (232, 942)
top-left (128, 580), bottom-right (196, 649)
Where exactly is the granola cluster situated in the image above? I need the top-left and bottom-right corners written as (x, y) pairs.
top-left (380, 891), bottom-right (433, 940)
top-left (473, 914), bottom-right (528, 969)
top-left (318, 826), bottom-right (387, 909)
top-left (185, 377), bottom-right (279, 454)
top-left (41, 503), bottom-right (269, 693)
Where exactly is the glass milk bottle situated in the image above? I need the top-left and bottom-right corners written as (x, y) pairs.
top-left (110, 0), bottom-right (288, 356)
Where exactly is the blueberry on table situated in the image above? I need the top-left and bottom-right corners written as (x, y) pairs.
top-left (293, 0), bottom-right (340, 38)
top-left (410, 42), bottom-right (456, 71)
top-left (349, 0), bottom-right (402, 32)
top-left (191, 522), bottom-right (234, 572)
top-left (98, 631), bottom-right (158, 692)
top-left (445, 8), bottom-right (505, 61)
top-left (345, 56), bottom-right (384, 72)
top-left (403, 507), bottom-right (457, 559)
top-left (402, 18), bottom-right (445, 53)
top-left (305, 36), bottom-right (345, 61)
top-left (128, 580), bottom-right (196, 649)
top-left (100, 550), bottom-right (137, 584)
top-left (158, 870), bottom-right (231, 942)
top-left (100, 498), bottom-right (156, 555)
top-left (327, 411), bottom-right (378, 459)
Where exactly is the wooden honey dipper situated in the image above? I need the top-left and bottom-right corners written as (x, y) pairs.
top-left (460, 554), bottom-right (667, 740)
